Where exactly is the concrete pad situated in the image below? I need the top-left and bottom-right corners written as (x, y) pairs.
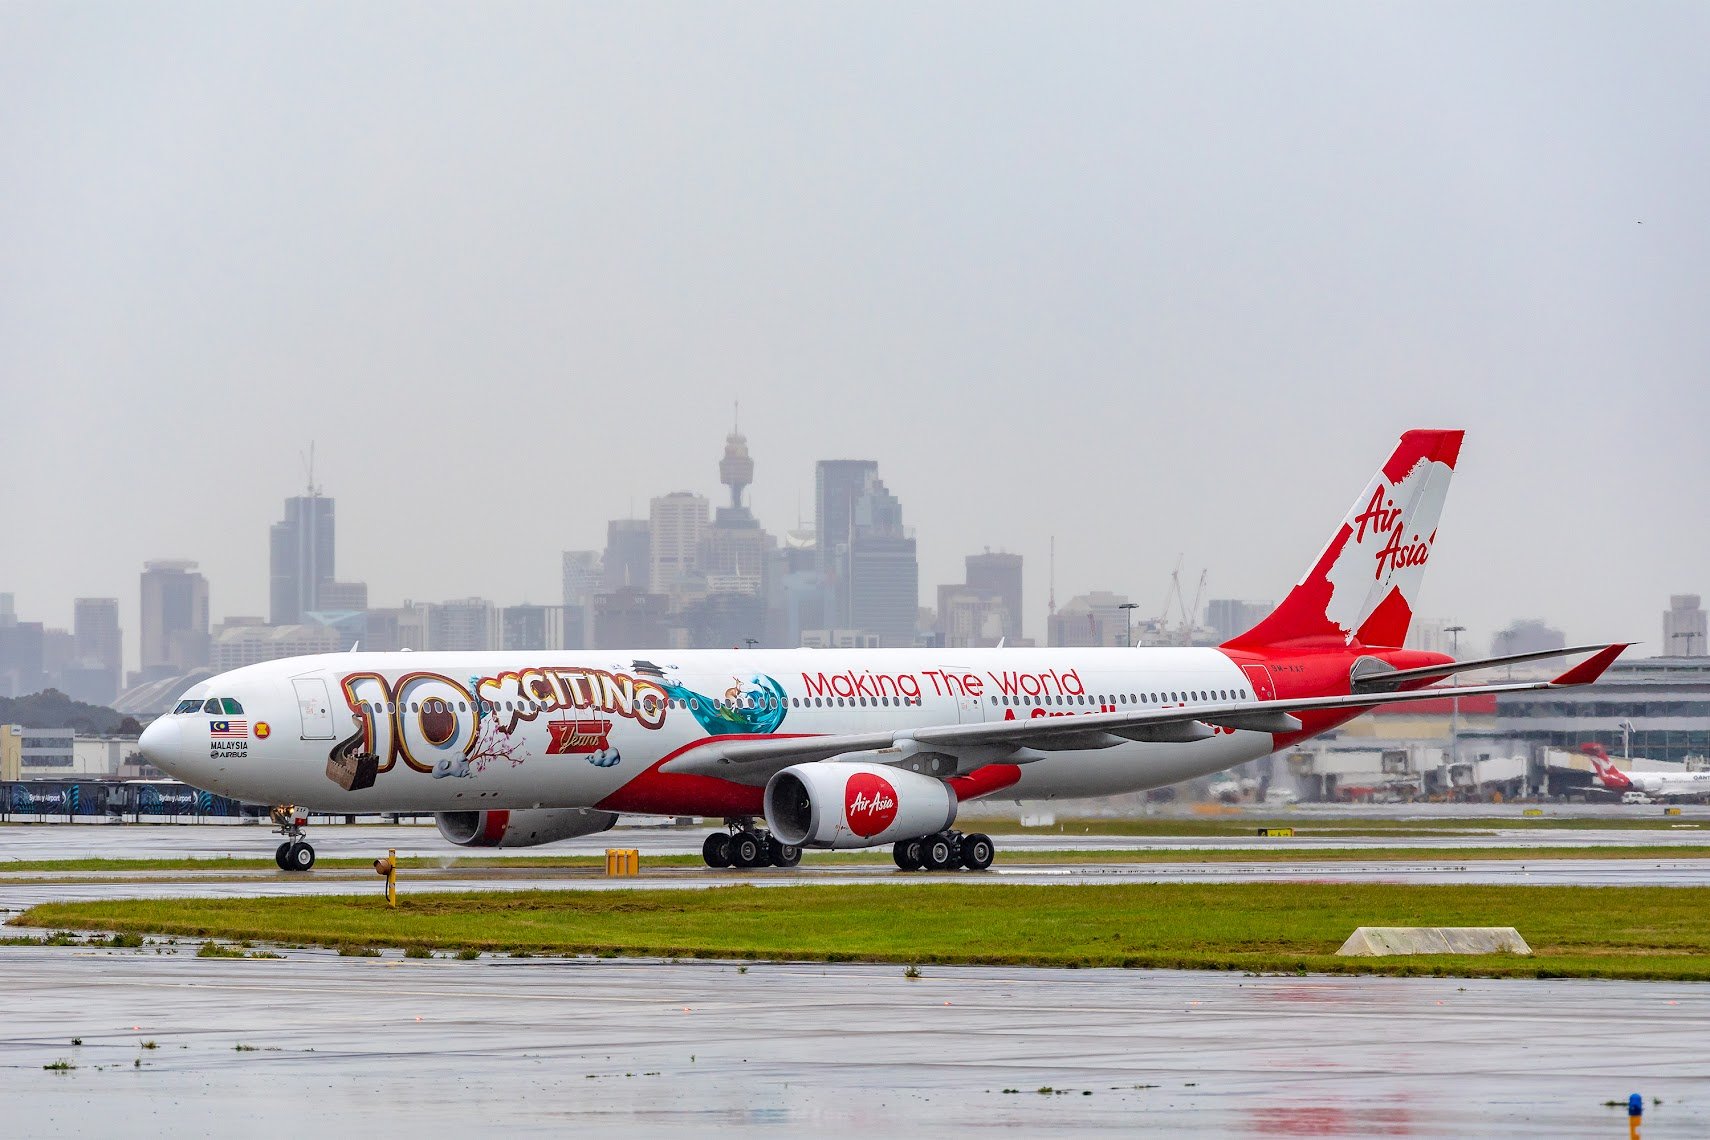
top-left (1337, 926), bottom-right (1532, 956)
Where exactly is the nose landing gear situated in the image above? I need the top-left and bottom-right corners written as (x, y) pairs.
top-left (269, 806), bottom-right (316, 872)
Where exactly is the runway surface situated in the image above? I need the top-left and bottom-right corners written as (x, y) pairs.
top-left (1, 947), bottom-right (1703, 1138)
top-left (6, 816), bottom-right (1710, 864)
top-left (4, 857), bottom-right (1710, 916)
top-left (5, 820), bottom-right (1709, 1137)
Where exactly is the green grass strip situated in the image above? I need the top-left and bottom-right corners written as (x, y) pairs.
top-left (19, 882), bottom-right (1710, 981)
top-left (0, 847), bottom-right (1678, 876)
top-left (6, 845), bottom-right (1710, 876)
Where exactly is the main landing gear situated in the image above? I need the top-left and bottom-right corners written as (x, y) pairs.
top-left (269, 805), bottom-right (316, 872)
top-left (892, 830), bottom-right (994, 873)
top-left (701, 820), bottom-right (802, 870)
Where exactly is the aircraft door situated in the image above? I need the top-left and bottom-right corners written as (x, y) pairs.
top-left (1241, 664), bottom-right (1277, 701)
top-left (955, 683), bottom-right (986, 724)
top-left (293, 677), bottom-right (336, 740)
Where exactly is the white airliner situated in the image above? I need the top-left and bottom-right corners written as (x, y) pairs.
top-left (1583, 744), bottom-right (1710, 801)
top-left (140, 430), bottom-right (1626, 872)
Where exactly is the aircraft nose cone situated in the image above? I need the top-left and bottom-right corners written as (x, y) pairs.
top-left (139, 717), bottom-right (185, 777)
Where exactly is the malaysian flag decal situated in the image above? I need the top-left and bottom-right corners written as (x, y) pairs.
top-left (209, 720), bottom-right (249, 739)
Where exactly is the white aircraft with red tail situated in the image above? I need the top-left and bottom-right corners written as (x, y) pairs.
top-left (141, 430), bottom-right (1627, 872)
top-left (1583, 744), bottom-right (1710, 801)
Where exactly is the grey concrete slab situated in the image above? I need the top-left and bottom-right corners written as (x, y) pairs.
top-left (0, 947), bottom-right (1702, 1138)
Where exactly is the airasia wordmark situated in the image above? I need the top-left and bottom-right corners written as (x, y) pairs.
top-left (844, 772), bottom-right (898, 837)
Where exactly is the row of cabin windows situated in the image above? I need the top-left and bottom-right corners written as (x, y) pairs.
top-left (173, 697), bottom-right (244, 716)
top-left (348, 687), bottom-right (1251, 717)
top-left (991, 689), bottom-right (1248, 707)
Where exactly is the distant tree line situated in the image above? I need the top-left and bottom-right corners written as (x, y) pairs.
top-left (0, 689), bottom-right (141, 735)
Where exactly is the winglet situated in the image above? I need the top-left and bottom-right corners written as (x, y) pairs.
top-left (1550, 643), bottom-right (1630, 686)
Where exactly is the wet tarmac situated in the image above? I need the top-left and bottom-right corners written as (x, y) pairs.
top-left (3, 857), bottom-right (1709, 917)
top-left (1, 946), bottom-right (1703, 1138)
top-left (6, 816), bottom-right (1710, 865)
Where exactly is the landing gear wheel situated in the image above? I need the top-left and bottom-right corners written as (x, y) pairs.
top-left (922, 834), bottom-right (954, 871)
top-left (274, 842), bottom-right (292, 871)
top-left (282, 842), bottom-right (316, 872)
top-left (768, 837), bottom-right (802, 869)
top-left (961, 833), bottom-right (995, 871)
top-left (893, 840), bottom-right (923, 871)
top-left (731, 832), bottom-right (764, 868)
top-left (702, 832), bottom-right (733, 868)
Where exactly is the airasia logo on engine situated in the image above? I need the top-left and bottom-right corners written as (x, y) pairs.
top-left (844, 772), bottom-right (898, 838)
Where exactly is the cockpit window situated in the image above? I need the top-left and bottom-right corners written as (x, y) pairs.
top-left (221, 697), bottom-right (244, 715)
top-left (202, 698), bottom-right (222, 714)
top-left (174, 699), bottom-right (202, 714)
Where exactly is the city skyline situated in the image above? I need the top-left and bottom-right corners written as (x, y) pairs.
top-left (2, 418), bottom-right (1702, 691)
top-left (3, 7), bottom-right (1706, 669)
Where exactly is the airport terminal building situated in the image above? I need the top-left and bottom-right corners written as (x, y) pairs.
top-left (1496, 656), bottom-right (1710, 767)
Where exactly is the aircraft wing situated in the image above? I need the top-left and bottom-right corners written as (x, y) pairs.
top-left (661, 643), bottom-right (1629, 784)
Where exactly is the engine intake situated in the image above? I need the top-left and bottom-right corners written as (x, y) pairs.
top-left (435, 807), bottom-right (618, 848)
top-left (764, 761), bottom-right (956, 849)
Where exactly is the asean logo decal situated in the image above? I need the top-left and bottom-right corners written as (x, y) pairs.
top-left (844, 771), bottom-right (898, 838)
top-left (254, 722), bottom-right (271, 740)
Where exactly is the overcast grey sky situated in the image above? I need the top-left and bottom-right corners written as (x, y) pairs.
top-left (3, 2), bottom-right (1707, 670)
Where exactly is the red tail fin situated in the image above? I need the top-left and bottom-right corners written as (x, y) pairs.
top-left (1226, 430), bottom-right (1464, 651)
top-left (1581, 743), bottom-right (1631, 790)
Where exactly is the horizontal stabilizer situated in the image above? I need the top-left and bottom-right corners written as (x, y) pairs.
top-left (1353, 642), bottom-right (1623, 691)
top-left (1550, 643), bottom-right (1631, 686)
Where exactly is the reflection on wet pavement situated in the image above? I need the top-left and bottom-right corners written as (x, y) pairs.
top-left (0, 949), bottom-right (1703, 1138)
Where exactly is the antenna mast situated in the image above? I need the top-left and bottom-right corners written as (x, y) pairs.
top-left (301, 442), bottom-right (320, 496)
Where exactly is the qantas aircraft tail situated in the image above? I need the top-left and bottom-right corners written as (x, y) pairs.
top-left (1226, 429), bottom-right (1464, 651)
top-left (1581, 743), bottom-right (1632, 790)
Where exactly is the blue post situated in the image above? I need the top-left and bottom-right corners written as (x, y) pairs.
top-left (1628, 1092), bottom-right (1642, 1140)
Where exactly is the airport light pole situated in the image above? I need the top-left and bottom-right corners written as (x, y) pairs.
top-left (1119, 602), bottom-right (1138, 647)
top-left (1445, 625), bottom-right (1466, 771)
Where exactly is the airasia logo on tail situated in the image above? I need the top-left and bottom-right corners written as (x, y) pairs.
top-left (1353, 487), bottom-right (1432, 580)
top-left (844, 771), bottom-right (898, 837)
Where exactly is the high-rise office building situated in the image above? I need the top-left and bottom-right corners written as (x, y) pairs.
top-left (0, 593), bottom-right (46, 697)
top-left (1205, 598), bottom-right (1271, 645)
top-left (425, 598), bottom-right (495, 652)
top-left (139, 560), bottom-right (210, 680)
top-left (1490, 618), bottom-right (1566, 658)
top-left (964, 552), bottom-right (1023, 641)
top-left (562, 551), bottom-right (602, 610)
top-left (603, 519), bottom-right (651, 591)
top-left (1664, 595), bottom-right (1707, 657)
top-left (270, 490), bottom-right (336, 625)
top-left (648, 492), bottom-right (708, 596)
top-left (1047, 591), bottom-right (1132, 648)
top-left (502, 604), bottom-right (566, 651)
top-left (560, 550), bottom-right (602, 649)
top-left (814, 460), bottom-right (919, 645)
top-left (70, 597), bottom-right (123, 704)
top-left (815, 460), bottom-right (879, 581)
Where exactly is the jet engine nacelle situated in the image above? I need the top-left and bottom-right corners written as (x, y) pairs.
top-left (435, 807), bottom-right (618, 848)
top-left (764, 761), bottom-right (957, 849)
